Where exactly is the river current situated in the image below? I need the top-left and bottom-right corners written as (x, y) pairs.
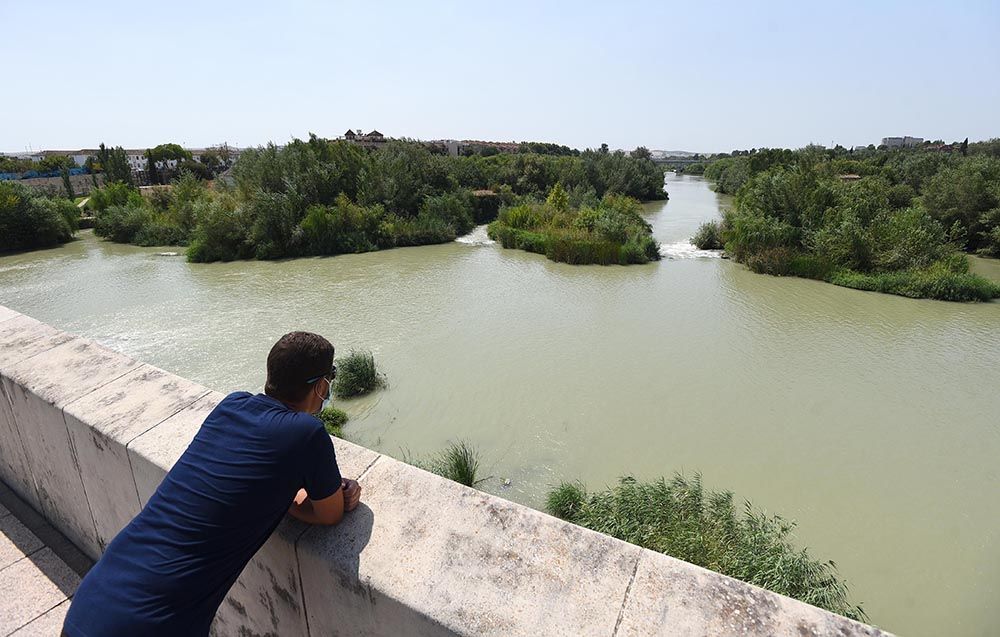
top-left (1, 174), bottom-right (997, 636)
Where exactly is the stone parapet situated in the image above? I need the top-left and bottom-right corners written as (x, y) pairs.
top-left (0, 305), bottom-right (891, 636)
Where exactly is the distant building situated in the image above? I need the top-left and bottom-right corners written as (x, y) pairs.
top-left (881, 136), bottom-right (923, 148)
top-left (340, 129), bottom-right (387, 148)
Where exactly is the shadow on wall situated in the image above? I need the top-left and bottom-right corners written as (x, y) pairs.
top-left (315, 502), bottom-right (375, 594)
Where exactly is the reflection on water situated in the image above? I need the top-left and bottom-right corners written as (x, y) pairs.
top-left (1, 174), bottom-right (998, 637)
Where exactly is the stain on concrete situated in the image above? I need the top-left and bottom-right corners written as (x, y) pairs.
top-left (225, 597), bottom-right (248, 617)
top-left (264, 565), bottom-right (299, 613)
top-left (704, 574), bottom-right (780, 633)
top-left (257, 587), bottom-right (278, 630)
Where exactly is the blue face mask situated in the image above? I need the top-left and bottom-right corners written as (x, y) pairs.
top-left (314, 379), bottom-right (332, 415)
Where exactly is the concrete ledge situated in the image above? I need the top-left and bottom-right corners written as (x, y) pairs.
top-left (0, 305), bottom-right (891, 636)
top-left (63, 363), bottom-right (210, 551)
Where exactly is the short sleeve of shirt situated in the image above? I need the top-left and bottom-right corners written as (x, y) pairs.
top-left (303, 424), bottom-right (342, 500)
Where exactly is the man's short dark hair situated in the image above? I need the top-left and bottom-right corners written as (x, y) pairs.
top-left (265, 332), bottom-right (334, 403)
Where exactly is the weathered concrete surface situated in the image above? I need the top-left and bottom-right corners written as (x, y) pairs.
top-left (298, 454), bottom-right (642, 637)
top-left (0, 306), bottom-right (21, 323)
top-left (616, 550), bottom-right (889, 637)
top-left (0, 315), bottom-right (75, 507)
top-left (0, 315), bottom-right (76, 369)
top-left (9, 598), bottom-right (71, 636)
top-left (2, 337), bottom-right (140, 558)
top-left (0, 548), bottom-right (79, 635)
top-left (63, 363), bottom-right (210, 551)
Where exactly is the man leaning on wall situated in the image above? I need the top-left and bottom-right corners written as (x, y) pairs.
top-left (63, 332), bottom-right (361, 636)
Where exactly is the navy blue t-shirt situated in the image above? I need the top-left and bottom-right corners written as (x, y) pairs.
top-left (63, 392), bottom-right (342, 637)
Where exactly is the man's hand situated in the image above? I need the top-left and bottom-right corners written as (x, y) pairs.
top-left (341, 478), bottom-right (361, 512)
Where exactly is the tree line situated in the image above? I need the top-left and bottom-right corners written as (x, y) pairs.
top-left (90, 135), bottom-right (666, 262)
top-left (692, 140), bottom-right (1000, 301)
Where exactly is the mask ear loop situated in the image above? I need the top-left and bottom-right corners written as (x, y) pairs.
top-left (316, 378), bottom-right (331, 401)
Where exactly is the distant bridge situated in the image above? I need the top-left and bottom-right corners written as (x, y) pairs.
top-left (652, 157), bottom-right (704, 166)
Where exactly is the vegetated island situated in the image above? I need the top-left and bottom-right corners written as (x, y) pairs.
top-left (690, 139), bottom-right (1000, 301)
top-left (487, 183), bottom-right (661, 265)
top-left (81, 136), bottom-right (666, 263)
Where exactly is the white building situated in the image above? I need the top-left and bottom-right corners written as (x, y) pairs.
top-left (881, 136), bottom-right (924, 148)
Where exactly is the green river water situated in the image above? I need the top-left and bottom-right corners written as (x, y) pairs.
top-left (1, 174), bottom-right (997, 636)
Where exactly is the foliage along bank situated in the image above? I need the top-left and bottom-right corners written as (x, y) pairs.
top-left (89, 136), bottom-right (666, 263)
top-left (547, 474), bottom-right (867, 622)
top-left (693, 142), bottom-right (1000, 301)
top-left (0, 181), bottom-right (79, 253)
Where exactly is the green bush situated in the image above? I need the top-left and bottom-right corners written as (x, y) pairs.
top-left (786, 253), bottom-right (835, 280)
top-left (187, 198), bottom-right (252, 262)
top-left (318, 406), bottom-right (348, 438)
top-left (419, 190), bottom-right (476, 236)
top-left (489, 191), bottom-right (660, 265)
top-left (547, 474), bottom-right (867, 622)
top-left (0, 182), bottom-right (76, 252)
top-left (333, 350), bottom-right (385, 399)
top-left (692, 220), bottom-right (724, 250)
top-left (88, 183), bottom-right (142, 212)
top-left (300, 194), bottom-right (386, 255)
top-left (94, 204), bottom-right (153, 243)
top-left (743, 246), bottom-right (797, 275)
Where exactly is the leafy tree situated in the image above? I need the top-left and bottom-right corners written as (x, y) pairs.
top-left (96, 143), bottom-right (134, 186)
top-left (61, 166), bottom-right (75, 200)
top-left (922, 156), bottom-right (1000, 252)
top-left (0, 181), bottom-right (77, 252)
top-left (146, 151), bottom-right (158, 185)
top-left (545, 182), bottom-right (569, 213)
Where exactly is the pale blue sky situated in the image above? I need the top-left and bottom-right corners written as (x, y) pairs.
top-left (4, 0), bottom-right (998, 153)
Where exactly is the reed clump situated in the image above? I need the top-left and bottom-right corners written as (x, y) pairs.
top-left (317, 406), bottom-right (348, 438)
top-left (546, 473), bottom-right (867, 622)
top-left (333, 350), bottom-right (385, 399)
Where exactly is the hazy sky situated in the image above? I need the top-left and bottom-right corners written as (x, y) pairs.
top-left (4, 1), bottom-right (998, 153)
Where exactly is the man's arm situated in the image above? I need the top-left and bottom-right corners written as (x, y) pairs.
top-left (288, 486), bottom-right (344, 525)
top-left (287, 479), bottom-right (361, 525)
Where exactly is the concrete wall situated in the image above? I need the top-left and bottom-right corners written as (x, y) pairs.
top-left (16, 173), bottom-right (104, 197)
top-left (0, 305), bottom-right (891, 637)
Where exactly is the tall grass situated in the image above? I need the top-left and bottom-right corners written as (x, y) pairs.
top-left (829, 267), bottom-right (1000, 302)
top-left (333, 350), bottom-right (385, 399)
top-left (405, 440), bottom-right (488, 488)
top-left (317, 406), bottom-right (348, 438)
top-left (546, 474), bottom-right (867, 622)
top-left (430, 441), bottom-right (485, 487)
